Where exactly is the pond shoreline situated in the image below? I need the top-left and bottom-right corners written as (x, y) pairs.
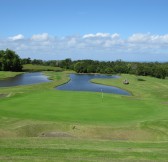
top-left (0, 72), bottom-right (51, 87)
top-left (56, 73), bottom-right (131, 95)
top-left (91, 79), bottom-right (133, 96)
top-left (0, 71), bottom-right (131, 96)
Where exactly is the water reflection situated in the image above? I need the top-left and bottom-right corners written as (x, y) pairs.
top-left (0, 72), bottom-right (50, 87)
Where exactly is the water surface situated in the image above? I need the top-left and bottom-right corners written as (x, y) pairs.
top-left (0, 72), bottom-right (50, 87)
top-left (56, 74), bottom-right (130, 95)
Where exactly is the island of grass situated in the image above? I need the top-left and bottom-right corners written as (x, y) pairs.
top-left (0, 69), bottom-right (168, 162)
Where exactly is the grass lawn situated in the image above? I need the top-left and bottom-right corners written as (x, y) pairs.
top-left (0, 71), bottom-right (168, 161)
top-left (22, 64), bottom-right (63, 72)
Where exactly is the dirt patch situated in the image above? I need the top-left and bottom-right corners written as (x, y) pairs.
top-left (0, 129), bottom-right (17, 138)
top-left (40, 132), bottom-right (73, 137)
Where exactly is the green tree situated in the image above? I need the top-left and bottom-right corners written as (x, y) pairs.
top-left (0, 49), bottom-right (22, 71)
top-left (74, 62), bottom-right (87, 73)
top-left (105, 67), bottom-right (114, 74)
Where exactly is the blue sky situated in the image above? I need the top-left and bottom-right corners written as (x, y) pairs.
top-left (0, 0), bottom-right (168, 61)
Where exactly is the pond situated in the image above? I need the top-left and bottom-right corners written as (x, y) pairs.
top-left (0, 72), bottom-right (50, 87)
top-left (56, 74), bottom-right (131, 95)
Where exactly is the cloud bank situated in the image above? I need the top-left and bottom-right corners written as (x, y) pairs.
top-left (0, 33), bottom-right (168, 61)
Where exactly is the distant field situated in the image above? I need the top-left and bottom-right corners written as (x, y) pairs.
top-left (0, 71), bottom-right (168, 161)
top-left (22, 64), bottom-right (63, 72)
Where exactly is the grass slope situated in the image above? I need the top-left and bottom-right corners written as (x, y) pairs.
top-left (91, 74), bottom-right (168, 100)
top-left (0, 72), bottom-right (168, 161)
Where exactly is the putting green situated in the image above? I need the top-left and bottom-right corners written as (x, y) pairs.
top-left (0, 90), bottom-right (164, 124)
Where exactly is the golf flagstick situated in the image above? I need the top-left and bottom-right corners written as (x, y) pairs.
top-left (101, 89), bottom-right (103, 101)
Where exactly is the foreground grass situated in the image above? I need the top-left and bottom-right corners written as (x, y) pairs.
top-left (1, 138), bottom-right (168, 162)
top-left (0, 72), bottom-right (168, 161)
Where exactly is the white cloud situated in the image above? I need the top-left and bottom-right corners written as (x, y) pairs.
top-left (111, 33), bottom-right (120, 39)
top-left (8, 34), bottom-right (24, 41)
top-left (128, 33), bottom-right (168, 44)
top-left (1, 33), bottom-right (168, 61)
top-left (67, 37), bottom-right (77, 47)
top-left (83, 33), bottom-right (120, 39)
top-left (83, 33), bottom-right (111, 39)
top-left (31, 33), bottom-right (49, 41)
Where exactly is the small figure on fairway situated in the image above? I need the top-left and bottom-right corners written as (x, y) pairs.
top-left (123, 79), bottom-right (129, 84)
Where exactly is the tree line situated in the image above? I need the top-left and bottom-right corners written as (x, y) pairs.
top-left (0, 49), bottom-right (167, 79)
top-left (22, 58), bottom-right (168, 79)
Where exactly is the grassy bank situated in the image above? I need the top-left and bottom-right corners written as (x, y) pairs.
top-left (0, 71), bottom-right (23, 80)
top-left (91, 74), bottom-right (168, 100)
top-left (0, 72), bottom-right (168, 161)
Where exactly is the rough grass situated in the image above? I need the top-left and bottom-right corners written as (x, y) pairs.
top-left (0, 72), bottom-right (168, 161)
top-left (0, 138), bottom-right (168, 162)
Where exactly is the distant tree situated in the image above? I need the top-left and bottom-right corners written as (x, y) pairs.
top-left (21, 57), bottom-right (31, 64)
top-left (31, 59), bottom-right (43, 65)
top-left (59, 58), bottom-right (72, 69)
top-left (105, 67), bottom-right (114, 74)
top-left (87, 65), bottom-right (96, 73)
top-left (0, 49), bottom-right (22, 71)
top-left (153, 67), bottom-right (166, 79)
top-left (74, 62), bottom-right (87, 73)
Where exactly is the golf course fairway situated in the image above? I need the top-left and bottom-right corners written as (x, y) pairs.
top-left (0, 71), bottom-right (168, 162)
